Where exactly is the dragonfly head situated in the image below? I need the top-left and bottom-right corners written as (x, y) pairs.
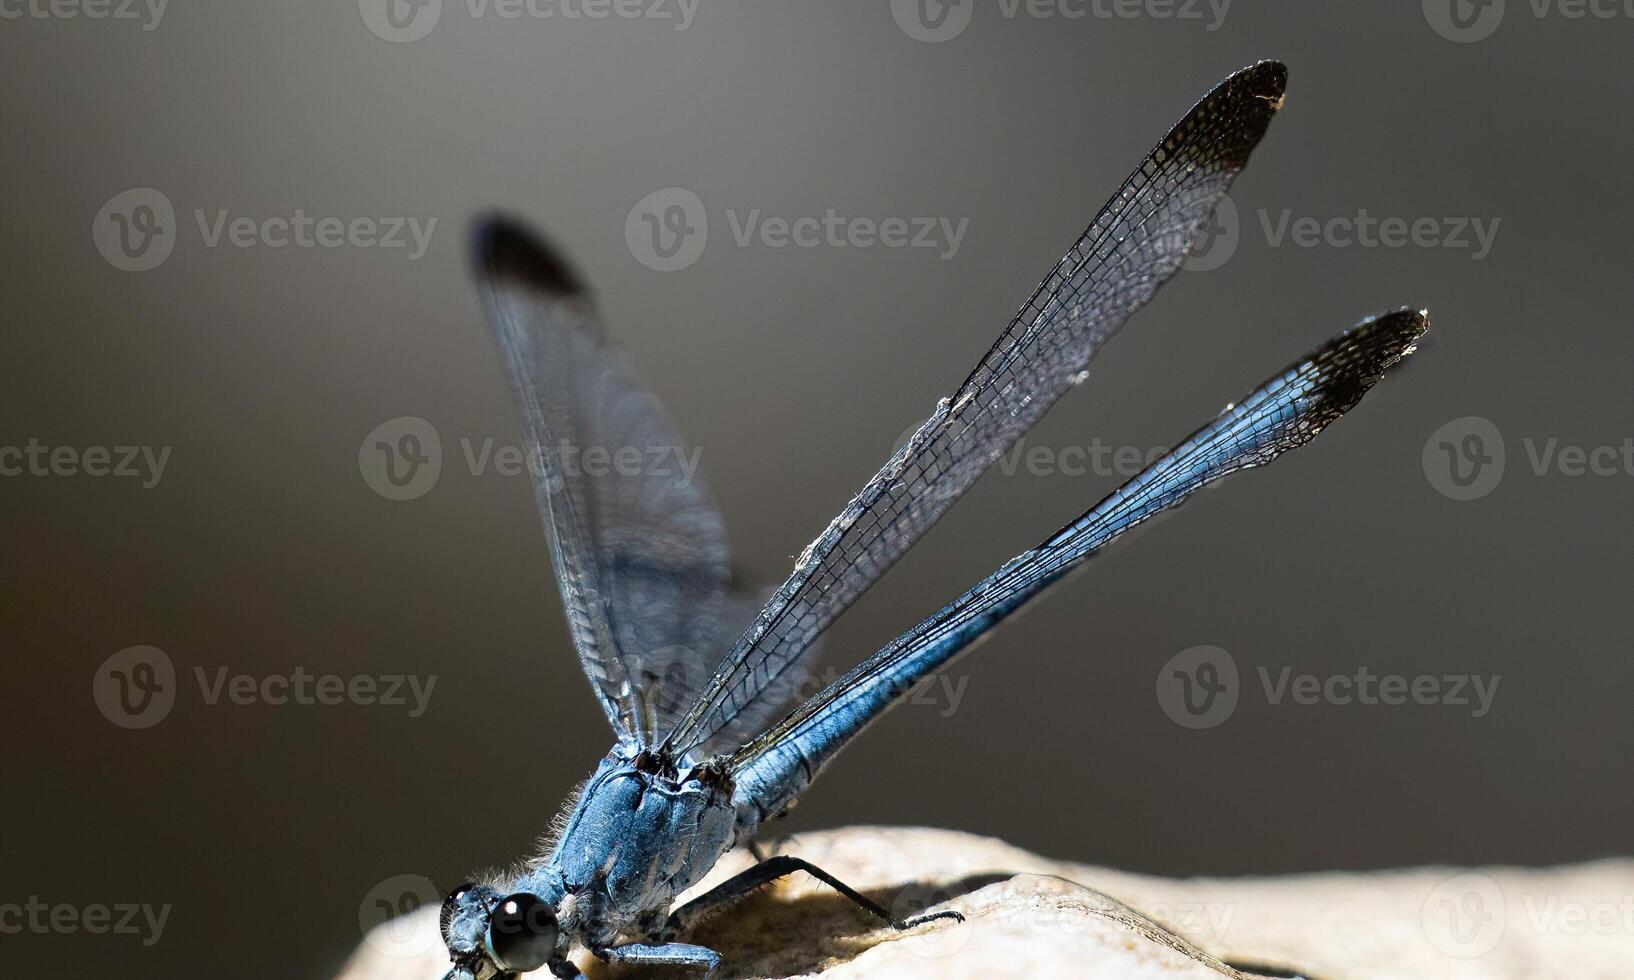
top-left (440, 881), bottom-right (567, 979)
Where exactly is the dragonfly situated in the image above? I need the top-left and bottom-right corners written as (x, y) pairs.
top-left (438, 60), bottom-right (1427, 979)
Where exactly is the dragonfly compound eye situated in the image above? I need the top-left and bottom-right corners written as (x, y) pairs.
top-left (484, 892), bottom-right (557, 972)
top-left (440, 882), bottom-right (479, 945)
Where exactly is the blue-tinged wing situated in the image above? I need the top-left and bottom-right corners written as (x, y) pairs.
top-left (730, 310), bottom-right (1428, 817)
top-left (472, 217), bottom-right (749, 745)
top-left (663, 61), bottom-right (1290, 760)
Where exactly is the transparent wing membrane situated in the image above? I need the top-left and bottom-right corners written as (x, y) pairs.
top-left (666, 61), bottom-right (1290, 759)
top-left (472, 217), bottom-right (741, 744)
top-left (731, 310), bottom-right (1428, 795)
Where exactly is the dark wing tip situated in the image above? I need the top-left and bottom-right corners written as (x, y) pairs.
top-left (1307, 307), bottom-right (1430, 408)
top-left (1216, 59), bottom-right (1288, 114)
top-left (1242, 59), bottom-right (1288, 95)
top-left (469, 212), bottom-right (588, 299)
top-left (1163, 60), bottom-right (1288, 173)
top-left (1357, 306), bottom-right (1431, 362)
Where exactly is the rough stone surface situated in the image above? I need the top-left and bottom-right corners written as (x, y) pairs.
top-left (341, 826), bottom-right (1634, 979)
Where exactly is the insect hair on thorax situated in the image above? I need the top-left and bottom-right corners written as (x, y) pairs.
top-left (526, 774), bottom-right (592, 868)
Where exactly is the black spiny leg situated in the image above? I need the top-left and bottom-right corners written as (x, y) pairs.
top-left (666, 855), bottom-right (965, 937)
top-left (747, 839), bottom-right (769, 862)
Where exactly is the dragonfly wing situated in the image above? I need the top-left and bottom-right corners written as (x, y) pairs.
top-left (696, 590), bottom-right (822, 753)
top-left (625, 583), bottom-right (818, 750)
top-left (472, 216), bottom-right (734, 744)
top-left (730, 310), bottom-right (1428, 816)
top-left (664, 61), bottom-right (1290, 758)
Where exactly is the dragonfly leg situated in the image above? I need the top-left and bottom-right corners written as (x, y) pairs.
top-left (545, 958), bottom-right (586, 980)
top-left (667, 855), bottom-right (965, 936)
top-left (746, 839), bottom-right (769, 862)
top-left (597, 941), bottom-right (721, 974)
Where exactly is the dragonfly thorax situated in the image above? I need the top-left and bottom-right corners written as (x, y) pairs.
top-left (440, 749), bottom-right (742, 976)
top-left (547, 751), bottom-right (739, 932)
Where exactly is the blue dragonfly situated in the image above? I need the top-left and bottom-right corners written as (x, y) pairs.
top-left (438, 60), bottom-right (1427, 978)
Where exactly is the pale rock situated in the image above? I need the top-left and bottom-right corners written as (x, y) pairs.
top-left (341, 826), bottom-right (1634, 979)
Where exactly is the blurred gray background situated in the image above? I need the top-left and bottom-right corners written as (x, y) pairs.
top-left (3, 0), bottom-right (1632, 975)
